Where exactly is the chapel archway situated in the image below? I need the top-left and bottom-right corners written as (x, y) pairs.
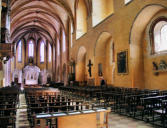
top-left (130, 4), bottom-right (166, 89)
top-left (62, 63), bottom-right (67, 85)
top-left (76, 46), bottom-right (87, 82)
top-left (14, 74), bottom-right (18, 83)
top-left (94, 32), bottom-right (114, 85)
top-left (57, 66), bottom-right (60, 82)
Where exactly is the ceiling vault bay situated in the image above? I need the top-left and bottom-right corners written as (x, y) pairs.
top-left (10, 0), bottom-right (78, 45)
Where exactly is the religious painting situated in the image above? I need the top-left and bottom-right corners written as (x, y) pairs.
top-left (117, 50), bottom-right (128, 74)
top-left (98, 63), bottom-right (103, 76)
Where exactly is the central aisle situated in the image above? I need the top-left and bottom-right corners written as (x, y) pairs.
top-left (16, 92), bottom-right (30, 128)
top-left (14, 87), bottom-right (153, 128)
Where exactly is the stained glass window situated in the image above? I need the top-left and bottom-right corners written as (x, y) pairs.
top-left (18, 40), bottom-right (22, 62)
top-left (62, 31), bottom-right (66, 52)
top-left (57, 40), bottom-right (60, 56)
top-left (40, 41), bottom-right (45, 62)
top-left (49, 44), bottom-right (52, 62)
top-left (29, 40), bottom-right (34, 57)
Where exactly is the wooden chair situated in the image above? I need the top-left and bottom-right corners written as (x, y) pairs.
top-left (153, 100), bottom-right (167, 127)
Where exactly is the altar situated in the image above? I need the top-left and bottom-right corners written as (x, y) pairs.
top-left (23, 65), bottom-right (40, 85)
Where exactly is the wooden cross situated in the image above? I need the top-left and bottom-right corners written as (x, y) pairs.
top-left (87, 59), bottom-right (93, 77)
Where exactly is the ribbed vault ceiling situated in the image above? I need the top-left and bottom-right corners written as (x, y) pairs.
top-left (10, 0), bottom-right (77, 44)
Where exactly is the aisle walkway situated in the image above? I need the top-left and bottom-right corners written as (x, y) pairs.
top-left (108, 113), bottom-right (153, 128)
top-left (16, 93), bottom-right (30, 128)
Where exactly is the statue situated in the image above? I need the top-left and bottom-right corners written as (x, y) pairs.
top-left (152, 61), bottom-right (158, 70)
top-left (28, 57), bottom-right (34, 65)
top-left (5, 29), bottom-right (11, 43)
top-left (87, 59), bottom-right (93, 77)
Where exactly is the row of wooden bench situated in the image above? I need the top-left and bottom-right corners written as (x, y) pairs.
top-left (0, 86), bottom-right (20, 128)
top-left (25, 87), bottom-right (100, 127)
top-left (59, 85), bottom-right (167, 127)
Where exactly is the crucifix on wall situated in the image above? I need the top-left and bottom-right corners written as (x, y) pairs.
top-left (87, 59), bottom-right (93, 77)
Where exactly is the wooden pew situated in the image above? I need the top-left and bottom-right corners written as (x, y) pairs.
top-left (0, 86), bottom-right (19, 127)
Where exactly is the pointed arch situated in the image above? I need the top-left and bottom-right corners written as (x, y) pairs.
top-left (94, 32), bottom-right (115, 85)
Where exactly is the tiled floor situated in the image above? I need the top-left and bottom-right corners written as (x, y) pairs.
top-left (108, 112), bottom-right (153, 128)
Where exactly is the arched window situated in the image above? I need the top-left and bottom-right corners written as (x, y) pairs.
top-left (92, 0), bottom-right (114, 26)
top-left (18, 40), bottom-right (22, 62)
top-left (48, 43), bottom-right (52, 62)
top-left (70, 22), bottom-right (73, 48)
top-left (57, 40), bottom-right (60, 56)
top-left (40, 40), bottom-right (45, 62)
top-left (28, 40), bottom-right (34, 57)
top-left (76, 0), bottom-right (87, 39)
top-left (62, 30), bottom-right (66, 52)
top-left (152, 19), bottom-right (167, 53)
top-left (124, 0), bottom-right (132, 4)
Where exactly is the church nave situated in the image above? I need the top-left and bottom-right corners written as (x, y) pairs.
top-left (1, 0), bottom-right (167, 127)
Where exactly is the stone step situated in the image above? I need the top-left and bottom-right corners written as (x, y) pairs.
top-left (16, 123), bottom-right (30, 128)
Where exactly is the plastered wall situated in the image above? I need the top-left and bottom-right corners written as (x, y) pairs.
top-left (143, 10), bottom-right (167, 90)
top-left (70, 0), bottom-right (167, 90)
